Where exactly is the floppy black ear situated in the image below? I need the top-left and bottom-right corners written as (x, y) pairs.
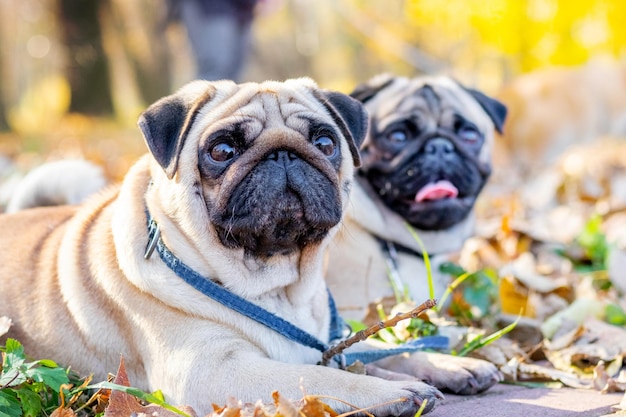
top-left (137, 85), bottom-right (215, 179)
top-left (350, 73), bottom-right (396, 104)
top-left (315, 90), bottom-right (369, 167)
top-left (461, 86), bottom-right (508, 134)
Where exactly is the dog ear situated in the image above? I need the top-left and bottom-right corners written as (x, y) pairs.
top-left (138, 83), bottom-right (215, 179)
top-left (315, 90), bottom-right (369, 167)
top-left (462, 87), bottom-right (508, 134)
top-left (350, 73), bottom-right (396, 104)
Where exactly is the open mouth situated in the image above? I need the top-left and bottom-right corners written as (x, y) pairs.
top-left (382, 178), bottom-right (474, 230)
top-left (414, 180), bottom-right (459, 202)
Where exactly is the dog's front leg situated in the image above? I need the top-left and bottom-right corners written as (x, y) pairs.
top-left (155, 350), bottom-right (443, 416)
top-left (372, 351), bottom-right (503, 395)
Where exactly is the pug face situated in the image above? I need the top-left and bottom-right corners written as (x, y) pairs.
top-left (351, 75), bottom-right (506, 231)
top-left (139, 79), bottom-right (367, 258)
top-left (205, 105), bottom-right (346, 257)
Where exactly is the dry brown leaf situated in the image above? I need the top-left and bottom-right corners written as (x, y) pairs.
top-left (500, 356), bottom-right (591, 388)
top-left (50, 408), bottom-right (77, 417)
top-left (362, 295), bottom-right (397, 326)
top-left (272, 391), bottom-right (300, 417)
top-left (594, 362), bottom-right (626, 393)
top-left (214, 403), bottom-right (241, 417)
top-left (545, 319), bottom-right (626, 378)
top-left (500, 253), bottom-right (571, 293)
top-left (209, 399), bottom-right (275, 417)
top-left (544, 324), bottom-right (585, 352)
top-left (104, 356), bottom-right (197, 417)
top-left (541, 299), bottom-right (605, 340)
top-left (211, 401), bottom-right (241, 417)
top-left (499, 276), bottom-right (531, 316)
top-left (301, 395), bottom-right (338, 417)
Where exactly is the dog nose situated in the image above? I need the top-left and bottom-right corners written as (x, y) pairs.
top-left (267, 150), bottom-right (298, 164)
top-left (424, 137), bottom-right (454, 156)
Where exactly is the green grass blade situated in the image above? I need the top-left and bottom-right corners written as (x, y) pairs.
top-left (414, 398), bottom-right (428, 417)
top-left (405, 224), bottom-right (435, 300)
top-left (457, 313), bottom-right (521, 357)
top-left (434, 271), bottom-right (472, 313)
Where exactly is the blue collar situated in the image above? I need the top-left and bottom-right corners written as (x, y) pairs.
top-left (143, 210), bottom-right (448, 367)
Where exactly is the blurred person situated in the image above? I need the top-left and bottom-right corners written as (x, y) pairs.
top-left (175, 0), bottom-right (258, 82)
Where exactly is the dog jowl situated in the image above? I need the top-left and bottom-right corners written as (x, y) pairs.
top-left (352, 74), bottom-right (506, 231)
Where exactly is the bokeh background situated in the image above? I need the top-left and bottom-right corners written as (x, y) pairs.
top-left (0, 0), bottom-right (625, 181)
top-left (4, 1), bottom-right (626, 392)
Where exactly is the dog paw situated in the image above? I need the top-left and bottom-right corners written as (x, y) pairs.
top-left (420, 353), bottom-right (502, 395)
top-left (379, 381), bottom-right (443, 417)
top-left (374, 352), bottom-right (502, 395)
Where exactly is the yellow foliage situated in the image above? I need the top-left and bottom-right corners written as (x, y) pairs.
top-left (7, 74), bottom-right (71, 136)
top-left (405, 0), bottom-right (626, 74)
top-left (499, 276), bottom-right (531, 317)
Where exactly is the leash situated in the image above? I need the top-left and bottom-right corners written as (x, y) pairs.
top-left (144, 210), bottom-right (448, 367)
top-left (376, 237), bottom-right (426, 301)
top-left (377, 237), bottom-right (427, 260)
top-left (377, 236), bottom-right (435, 300)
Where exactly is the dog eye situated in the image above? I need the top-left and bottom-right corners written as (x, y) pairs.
top-left (313, 135), bottom-right (336, 157)
top-left (458, 126), bottom-right (482, 143)
top-left (209, 142), bottom-right (237, 162)
top-left (387, 129), bottom-right (408, 143)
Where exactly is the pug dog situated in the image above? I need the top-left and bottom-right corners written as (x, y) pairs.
top-left (326, 74), bottom-right (507, 395)
top-left (0, 79), bottom-right (443, 416)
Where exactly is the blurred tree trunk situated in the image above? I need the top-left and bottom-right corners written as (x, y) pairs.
top-left (108, 0), bottom-right (171, 104)
top-left (99, 0), bottom-right (171, 124)
top-left (59, 0), bottom-right (171, 123)
top-left (58, 0), bottom-right (113, 115)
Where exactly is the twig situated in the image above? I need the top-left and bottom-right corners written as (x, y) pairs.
top-left (321, 299), bottom-right (437, 366)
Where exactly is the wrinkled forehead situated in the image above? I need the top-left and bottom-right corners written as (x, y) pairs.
top-left (191, 80), bottom-right (334, 139)
top-left (370, 77), bottom-right (491, 131)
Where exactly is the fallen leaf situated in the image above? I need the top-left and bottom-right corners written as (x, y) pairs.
top-left (103, 357), bottom-right (197, 417)
top-left (301, 395), bottom-right (338, 417)
top-left (545, 319), bottom-right (626, 377)
top-left (501, 253), bottom-right (570, 293)
top-left (210, 399), bottom-right (274, 417)
top-left (272, 391), bottom-right (299, 417)
top-left (541, 298), bottom-right (605, 339)
top-left (499, 276), bottom-right (530, 316)
top-left (594, 362), bottom-right (626, 393)
top-left (500, 356), bottom-right (591, 388)
top-left (50, 408), bottom-right (77, 417)
top-left (212, 398), bottom-right (242, 417)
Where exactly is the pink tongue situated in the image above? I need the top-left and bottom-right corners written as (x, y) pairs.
top-left (415, 180), bottom-right (459, 202)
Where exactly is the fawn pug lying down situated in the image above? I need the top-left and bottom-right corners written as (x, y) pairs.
top-left (326, 74), bottom-right (507, 395)
top-left (0, 78), bottom-right (444, 415)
